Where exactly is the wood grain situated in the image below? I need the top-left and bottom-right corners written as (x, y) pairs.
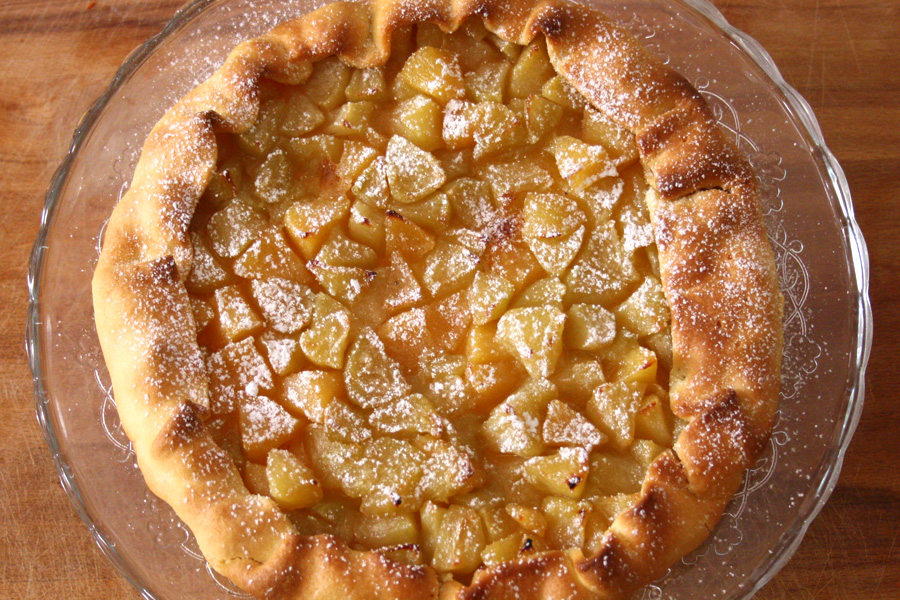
top-left (0, 0), bottom-right (896, 599)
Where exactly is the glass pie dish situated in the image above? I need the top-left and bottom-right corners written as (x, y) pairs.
top-left (26, 0), bottom-right (871, 598)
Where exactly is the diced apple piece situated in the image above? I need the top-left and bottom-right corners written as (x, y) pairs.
top-left (504, 503), bottom-right (548, 536)
top-left (214, 285), bottom-right (264, 342)
top-left (496, 306), bottom-right (566, 378)
top-left (385, 252), bottom-right (428, 313)
top-left (582, 107), bottom-right (638, 164)
top-left (633, 392), bottom-right (674, 447)
top-left (585, 452), bottom-right (644, 496)
top-left (378, 307), bottom-right (436, 370)
top-left (420, 354), bottom-right (473, 416)
top-left (482, 378), bottom-right (556, 457)
top-left (315, 227), bottom-right (378, 269)
top-left (282, 370), bottom-right (342, 422)
top-left (526, 228), bottom-right (585, 276)
top-left (369, 252), bottom-right (424, 317)
top-left (393, 95), bottom-right (443, 151)
top-left (474, 504), bottom-right (520, 542)
top-left (347, 201), bottom-right (386, 253)
top-left (283, 195), bottom-right (351, 260)
top-left (299, 293), bottom-right (352, 368)
top-left (241, 460), bottom-right (269, 496)
top-left (483, 239), bottom-right (544, 300)
top-left (206, 198), bottom-right (267, 258)
top-left (259, 331), bottom-right (305, 376)
top-left (564, 222), bottom-right (640, 305)
top-left (511, 277), bottom-right (566, 310)
top-left (236, 98), bottom-right (283, 157)
top-left (335, 141), bottom-right (379, 189)
top-left (415, 437), bottom-right (478, 502)
top-left (543, 399), bottom-right (606, 449)
top-left (203, 164), bottom-right (238, 208)
top-left (542, 497), bottom-right (587, 550)
top-left (486, 32), bottom-right (521, 61)
top-left (384, 210), bottom-right (436, 262)
top-left (466, 359), bottom-right (527, 411)
top-left (587, 381), bottom-right (646, 451)
top-left (303, 56), bottom-right (352, 109)
top-left (355, 512), bottom-right (420, 548)
top-left (601, 335), bottom-right (658, 385)
top-left (323, 398), bottom-right (373, 444)
top-left (253, 149), bottom-right (296, 204)
top-left (371, 393), bottom-right (442, 437)
top-left (238, 394), bottom-right (299, 462)
top-left (541, 75), bottom-right (586, 111)
top-left (471, 101), bottom-right (526, 161)
top-left (325, 101), bottom-right (375, 137)
top-left (379, 544), bottom-right (424, 566)
top-left (565, 303), bottom-right (616, 351)
top-left (398, 46), bottom-right (465, 105)
top-left (306, 426), bottom-right (374, 497)
top-left (187, 232), bottom-right (231, 294)
top-left (551, 135), bottom-right (616, 192)
top-left (442, 99), bottom-right (477, 150)
top-left (630, 439), bottom-right (667, 470)
top-left (525, 94), bottom-right (563, 143)
top-left (481, 532), bottom-right (532, 567)
top-left (521, 192), bottom-right (585, 239)
top-left (465, 323), bottom-right (508, 364)
top-left (508, 38), bottom-right (555, 99)
top-left (307, 260), bottom-right (376, 304)
top-left (345, 67), bottom-right (388, 101)
top-left (214, 336), bottom-right (275, 396)
top-left (422, 503), bottom-right (486, 574)
top-left (616, 198), bottom-right (654, 254)
top-left (249, 277), bottom-right (314, 334)
top-left (280, 90), bottom-right (325, 136)
top-left (283, 134), bottom-right (343, 171)
top-left (384, 135), bottom-right (446, 204)
top-left (445, 25), bottom-right (498, 71)
top-left (551, 353), bottom-right (606, 403)
top-left (421, 240), bottom-right (480, 297)
top-left (303, 500), bottom-right (358, 541)
top-left (465, 60), bottom-right (510, 103)
top-left (524, 446), bottom-right (589, 499)
top-left (394, 192), bottom-right (451, 231)
top-left (352, 156), bottom-right (390, 208)
top-left (344, 329), bottom-right (412, 409)
top-left (445, 177), bottom-right (498, 229)
top-left (481, 157), bottom-right (553, 200)
top-left (233, 227), bottom-right (313, 284)
top-left (190, 296), bottom-right (215, 333)
top-left (469, 271), bottom-right (514, 325)
top-left (266, 449), bottom-right (323, 510)
top-left (424, 290), bottom-right (472, 352)
top-left (363, 437), bottom-right (426, 514)
top-left (615, 276), bottom-right (670, 336)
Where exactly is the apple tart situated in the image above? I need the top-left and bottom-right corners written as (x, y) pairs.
top-left (92, 0), bottom-right (783, 598)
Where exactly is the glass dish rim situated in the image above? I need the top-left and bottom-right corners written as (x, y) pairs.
top-left (25, 0), bottom-right (873, 599)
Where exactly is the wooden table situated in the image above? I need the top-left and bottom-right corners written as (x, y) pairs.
top-left (0, 0), bottom-right (896, 598)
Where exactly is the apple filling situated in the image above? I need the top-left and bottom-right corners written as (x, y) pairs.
top-left (186, 21), bottom-right (681, 580)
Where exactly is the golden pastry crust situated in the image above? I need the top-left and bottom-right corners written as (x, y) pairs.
top-left (92, 0), bottom-right (783, 598)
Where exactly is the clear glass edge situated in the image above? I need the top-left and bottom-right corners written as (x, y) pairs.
top-left (25, 1), bottom-right (873, 599)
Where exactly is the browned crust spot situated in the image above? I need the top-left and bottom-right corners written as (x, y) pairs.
top-left (92, 0), bottom-right (783, 598)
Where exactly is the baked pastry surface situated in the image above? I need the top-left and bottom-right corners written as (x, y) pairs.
top-left (92, 0), bottom-right (783, 598)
